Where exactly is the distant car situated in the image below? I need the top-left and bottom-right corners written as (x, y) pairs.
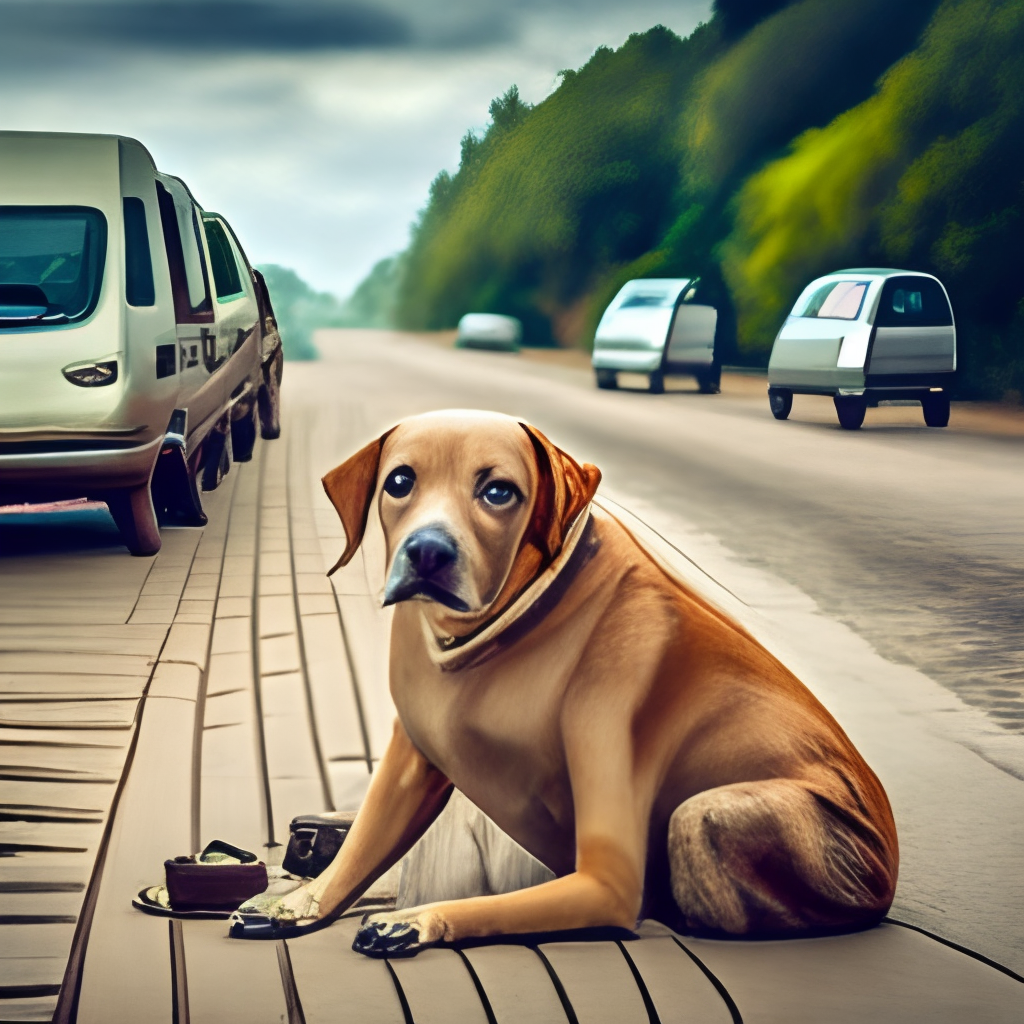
top-left (591, 278), bottom-right (721, 394)
top-left (767, 269), bottom-right (955, 430)
top-left (456, 313), bottom-right (521, 352)
top-left (0, 131), bottom-right (283, 554)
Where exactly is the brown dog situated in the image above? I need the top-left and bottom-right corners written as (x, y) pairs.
top-left (255, 410), bottom-right (898, 955)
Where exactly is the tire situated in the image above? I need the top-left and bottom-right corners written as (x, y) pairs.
top-left (697, 372), bottom-right (721, 395)
top-left (231, 401), bottom-right (259, 462)
top-left (201, 428), bottom-right (232, 491)
top-left (648, 369), bottom-right (665, 394)
top-left (106, 484), bottom-right (161, 556)
top-left (834, 394), bottom-right (867, 430)
top-left (258, 349), bottom-right (283, 440)
top-left (768, 387), bottom-right (793, 420)
top-left (921, 391), bottom-right (950, 428)
top-left (595, 369), bottom-right (618, 390)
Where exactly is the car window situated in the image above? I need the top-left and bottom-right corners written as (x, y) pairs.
top-left (0, 205), bottom-right (107, 328)
top-left (797, 280), bottom-right (870, 321)
top-left (203, 216), bottom-right (244, 300)
top-left (123, 197), bottom-right (154, 307)
top-left (157, 183), bottom-right (212, 323)
top-left (874, 276), bottom-right (953, 328)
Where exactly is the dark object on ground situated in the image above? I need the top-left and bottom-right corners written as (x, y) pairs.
top-left (164, 840), bottom-right (268, 913)
top-left (283, 811), bottom-right (356, 879)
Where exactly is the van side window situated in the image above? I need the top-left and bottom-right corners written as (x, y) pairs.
top-left (874, 276), bottom-right (953, 328)
top-left (123, 198), bottom-right (155, 307)
top-left (203, 218), bottom-right (243, 300)
top-left (157, 183), bottom-right (213, 323)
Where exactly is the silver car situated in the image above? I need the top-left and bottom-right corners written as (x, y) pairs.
top-left (0, 132), bottom-right (282, 554)
top-left (767, 269), bottom-right (955, 430)
top-left (456, 313), bottom-right (522, 352)
top-left (591, 278), bottom-right (720, 394)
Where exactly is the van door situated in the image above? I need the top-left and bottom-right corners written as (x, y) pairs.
top-left (769, 279), bottom-right (871, 391)
top-left (665, 293), bottom-right (716, 372)
top-left (155, 179), bottom-right (218, 444)
top-left (201, 214), bottom-right (259, 402)
top-left (867, 275), bottom-right (955, 378)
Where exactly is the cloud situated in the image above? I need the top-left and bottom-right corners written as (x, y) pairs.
top-left (0, 1), bottom-right (713, 294)
top-left (0, 1), bottom-right (412, 51)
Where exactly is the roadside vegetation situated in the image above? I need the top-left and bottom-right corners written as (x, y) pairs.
top-left (349, 0), bottom-right (1024, 399)
top-left (257, 262), bottom-right (402, 360)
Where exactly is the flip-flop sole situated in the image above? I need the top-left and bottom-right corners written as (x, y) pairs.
top-left (132, 885), bottom-right (237, 920)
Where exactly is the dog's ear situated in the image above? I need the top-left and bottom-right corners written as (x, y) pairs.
top-left (322, 428), bottom-right (395, 576)
top-left (520, 422), bottom-right (602, 560)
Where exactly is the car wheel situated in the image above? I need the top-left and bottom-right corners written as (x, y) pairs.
top-left (768, 387), bottom-right (793, 420)
top-left (258, 350), bottom-right (283, 440)
top-left (595, 369), bottom-right (618, 390)
top-left (201, 427), bottom-right (232, 491)
top-left (106, 484), bottom-right (161, 556)
top-left (921, 391), bottom-right (950, 428)
top-left (834, 394), bottom-right (867, 430)
top-left (231, 400), bottom-right (259, 462)
top-left (648, 369), bottom-right (665, 394)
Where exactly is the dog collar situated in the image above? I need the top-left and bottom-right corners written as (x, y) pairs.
top-left (423, 504), bottom-right (599, 672)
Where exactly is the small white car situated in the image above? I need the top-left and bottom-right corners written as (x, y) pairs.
top-left (767, 269), bottom-right (955, 430)
top-left (455, 313), bottom-right (522, 352)
top-left (0, 132), bottom-right (283, 554)
top-left (591, 278), bottom-right (720, 394)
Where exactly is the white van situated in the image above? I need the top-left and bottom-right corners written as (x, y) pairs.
top-left (767, 269), bottom-right (955, 429)
top-left (0, 132), bottom-right (282, 553)
top-left (591, 278), bottom-right (720, 394)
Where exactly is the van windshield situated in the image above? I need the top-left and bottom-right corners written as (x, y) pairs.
top-left (796, 280), bottom-right (870, 321)
top-left (0, 207), bottom-right (107, 328)
top-left (619, 289), bottom-right (676, 309)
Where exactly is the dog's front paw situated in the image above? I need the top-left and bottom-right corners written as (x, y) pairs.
top-left (352, 909), bottom-right (446, 958)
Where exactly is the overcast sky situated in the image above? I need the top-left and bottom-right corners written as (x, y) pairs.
top-left (0, 1), bottom-right (711, 296)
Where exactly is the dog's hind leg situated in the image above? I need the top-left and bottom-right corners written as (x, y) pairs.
top-left (666, 779), bottom-right (897, 937)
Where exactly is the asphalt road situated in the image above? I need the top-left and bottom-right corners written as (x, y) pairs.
top-left (314, 330), bottom-right (1024, 738)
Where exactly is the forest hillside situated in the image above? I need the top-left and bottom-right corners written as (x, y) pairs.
top-left (358, 0), bottom-right (1024, 399)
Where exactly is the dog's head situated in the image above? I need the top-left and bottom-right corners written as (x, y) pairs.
top-left (322, 411), bottom-right (600, 633)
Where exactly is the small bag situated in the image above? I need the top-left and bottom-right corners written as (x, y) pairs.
top-left (164, 839), bottom-right (268, 912)
top-left (282, 812), bottom-right (356, 879)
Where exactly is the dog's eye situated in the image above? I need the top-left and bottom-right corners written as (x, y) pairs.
top-left (481, 481), bottom-right (519, 507)
top-left (383, 466), bottom-right (415, 499)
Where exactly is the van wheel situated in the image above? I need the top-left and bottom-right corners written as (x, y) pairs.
top-left (258, 350), bottom-right (283, 440)
top-left (648, 370), bottom-right (665, 394)
top-left (231, 401), bottom-right (259, 462)
top-left (106, 485), bottom-right (161, 556)
top-left (922, 392), bottom-right (950, 428)
top-left (834, 394), bottom-right (866, 430)
top-left (595, 369), bottom-right (618, 390)
top-left (697, 371), bottom-right (721, 395)
top-left (768, 387), bottom-right (793, 420)
top-left (201, 428), bottom-right (232, 491)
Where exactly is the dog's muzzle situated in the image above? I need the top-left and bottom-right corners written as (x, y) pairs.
top-left (383, 526), bottom-right (469, 612)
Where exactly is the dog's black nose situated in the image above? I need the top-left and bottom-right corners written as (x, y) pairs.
top-left (403, 528), bottom-right (457, 580)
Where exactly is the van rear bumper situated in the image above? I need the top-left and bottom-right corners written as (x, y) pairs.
top-left (0, 435), bottom-right (162, 503)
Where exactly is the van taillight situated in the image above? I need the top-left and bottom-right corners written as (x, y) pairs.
top-left (63, 361), bottom-right (118, 386)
